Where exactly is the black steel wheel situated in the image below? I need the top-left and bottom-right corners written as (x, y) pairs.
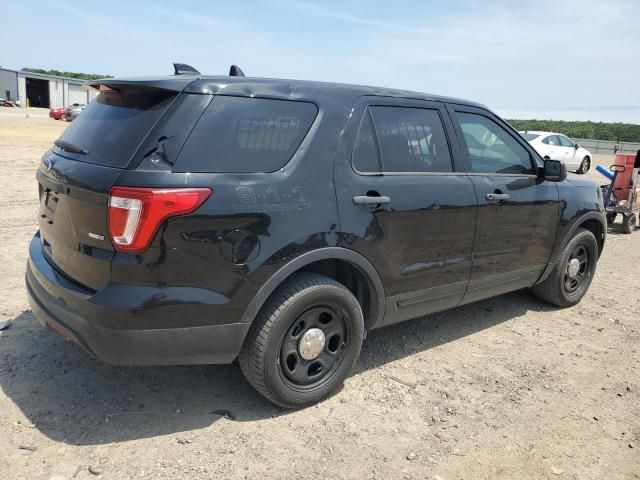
top-left (532, 228), bottom-right (598, 307)
top-left (279, 306), bottom-right (347, 390)
top-left (239, 272), bottom-right (364, 408)
top-left (563, 244), bottom-right (590, 295)
top-left (622, 213), bottom-right (637, 234)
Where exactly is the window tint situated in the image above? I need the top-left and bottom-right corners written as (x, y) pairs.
top-left (56, 89), bottom-right (176, 168)
top-left (542, 135), bottom-right (559, 146)
top-left (175, 96), bottom-right (317, 173)
top-left (365, 106), bottom-right (452, 173)
top-left (352, 114), bottom-right (380, 172)
top-left (558, 135), bottom-right (575, 147)
top-left (457, 112), bottom-right (534, 174)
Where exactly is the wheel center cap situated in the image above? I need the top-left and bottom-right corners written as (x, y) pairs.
top-left (567, 258), bottom-right (581, 278)
top-left (298, 328), bottom-right (326, 361)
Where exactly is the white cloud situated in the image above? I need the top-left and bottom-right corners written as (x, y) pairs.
top-left (7, 0), bottom-right (639, 121)
top-left (265, 0), bottom-right (640, 111)
top-left (263, 0), bottom-right (430, 32)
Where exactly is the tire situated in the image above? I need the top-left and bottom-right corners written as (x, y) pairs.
top-left (606, 212), bottom-right (617, 225)
top-left (532, 228), bottom-right (598, 307)
top-left (239, 272), bottom-right (364, 408)
top-left (578, 156), bottom-right (591, 174)
top-left (60, 113), bottom-right (68, 122)
top-left (622, 214), bottom-right (637, 234)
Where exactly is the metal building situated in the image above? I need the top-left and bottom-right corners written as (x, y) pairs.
top-left (0, 68), bottom-right (98, 108)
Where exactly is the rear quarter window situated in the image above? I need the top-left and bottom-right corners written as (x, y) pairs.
top-left (174, 96), bottom-right (318, 173)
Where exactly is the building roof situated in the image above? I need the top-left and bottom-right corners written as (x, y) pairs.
top-left (0, 67), bottom-right (89, 84)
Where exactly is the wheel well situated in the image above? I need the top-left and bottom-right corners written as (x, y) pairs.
top-left (579, 218), bottom-right (604, 257)
top-left (298, 259), bottom-right (377, 329)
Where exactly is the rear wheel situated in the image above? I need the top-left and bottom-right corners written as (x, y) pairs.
top-left (606, 212), bottom-right (617, 225)
top-left (622, 213), bottom-right (637, 234)
top-left (532, 228), bottom-right (598, 307)
top-left (239, 273), bottom-right (364, 408)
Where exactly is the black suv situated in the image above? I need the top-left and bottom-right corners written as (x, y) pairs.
top-left (26, 65), bottom-right (606, 407)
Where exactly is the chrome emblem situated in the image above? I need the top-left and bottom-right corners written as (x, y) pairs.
top-left (43, 157), bottom-right (53, 172)
top-left (88, 233), bottom-right (105, 241)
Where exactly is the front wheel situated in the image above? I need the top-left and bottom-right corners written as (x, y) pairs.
top-left (622, 213), bottom-right (637, 234)
top-left (532, 228), bottom-right (598, 307)
top-left (239, 273), bottom-right (364, 408)
top-left (577, 156), bottom-right (591, 174)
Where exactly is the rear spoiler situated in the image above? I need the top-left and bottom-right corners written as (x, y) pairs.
top-left (86, 77), bottom-right (198, 93)
top-left (87, 63), bottom-right (246, 92)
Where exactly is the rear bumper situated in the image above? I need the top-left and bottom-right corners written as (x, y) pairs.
top-left (26, 234), bottom-right (251, 365)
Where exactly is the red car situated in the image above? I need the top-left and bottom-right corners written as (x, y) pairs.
top-left (49, 103), bottom-right (85, 121)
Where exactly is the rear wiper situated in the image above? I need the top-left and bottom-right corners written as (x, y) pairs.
top-left (54, 139), bottom-right (88, 155)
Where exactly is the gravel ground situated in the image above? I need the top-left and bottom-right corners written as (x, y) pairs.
top-left (0, 110), bottom-right (638, 480)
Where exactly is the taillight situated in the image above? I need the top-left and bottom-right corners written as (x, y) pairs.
top-left (108, 187), bottom-right (211, 253)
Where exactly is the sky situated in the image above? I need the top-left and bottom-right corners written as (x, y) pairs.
top-left (2, 0), bottom-right (639, 123)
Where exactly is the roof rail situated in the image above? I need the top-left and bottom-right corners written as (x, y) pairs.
top-left (229, 65), bottom-right (245, 77)
top-left (173, 63), bottom-right (200, 75)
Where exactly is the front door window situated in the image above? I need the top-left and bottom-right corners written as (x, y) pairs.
top-left (456, 112), bottom-right (535, 174)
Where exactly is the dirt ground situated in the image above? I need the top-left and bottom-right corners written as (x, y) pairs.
top-left (0, 109), bottom-right (638, 480)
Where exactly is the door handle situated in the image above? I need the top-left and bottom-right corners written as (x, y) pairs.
top-left (485, 193), bottom-right (510, 203)
top-left (353, 195), bottom-right (391, 206)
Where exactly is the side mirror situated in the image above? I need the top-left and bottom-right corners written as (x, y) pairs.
top-left (574, 143), bottom-right (579, 149)
top-left (541, 159), bottom-right (567, 182)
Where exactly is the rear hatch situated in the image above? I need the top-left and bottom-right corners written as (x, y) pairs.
top-left (37, 84), bottom-right (180, 291)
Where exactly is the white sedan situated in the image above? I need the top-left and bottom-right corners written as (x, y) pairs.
top-left (520, 131), bottom-right (592, 174)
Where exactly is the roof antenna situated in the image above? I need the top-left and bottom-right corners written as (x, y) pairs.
top-left (229, 65), bottom-right (245, 77)
top-left (173, 63), bottom-right (200, 75)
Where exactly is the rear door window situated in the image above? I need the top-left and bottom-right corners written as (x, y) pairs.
top-left (352, 114), bottom-right (381, 173)
top-left (352, 106), bottom-right (453, 173)
top-left (174, 96), bottom-right (317, 173)
top-left (55, 88), bottom-right (176, 168)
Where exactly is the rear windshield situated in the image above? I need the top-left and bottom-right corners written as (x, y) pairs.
top-left (520, 132), bottom-right (540, 141)
top-left (54, 88), bottom-right (176, 168)
top-left (174, 96), bottom-right (318, 173)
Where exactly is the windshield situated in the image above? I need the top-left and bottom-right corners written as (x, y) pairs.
top-left (520, 132), bottom-right (540, 141)
top-left (54, 88), bottom-right (176, 168)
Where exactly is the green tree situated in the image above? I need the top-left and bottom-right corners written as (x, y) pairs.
top-left (508, 119), bottom-right (640, 142)
top-left (21, 68), bottom-right (113, 81)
